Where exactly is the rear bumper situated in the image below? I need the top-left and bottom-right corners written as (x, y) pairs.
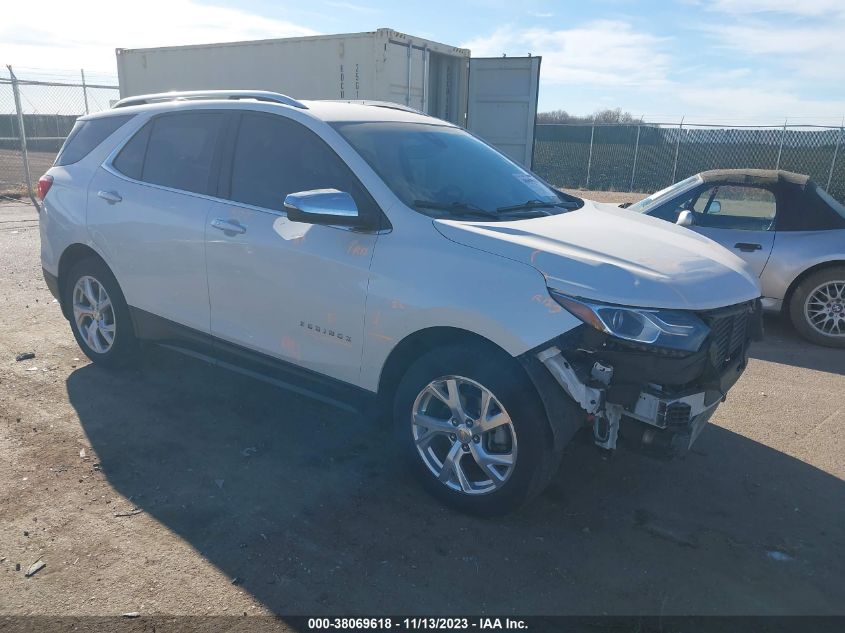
top-left (43, 267), bottom-right (60, 302)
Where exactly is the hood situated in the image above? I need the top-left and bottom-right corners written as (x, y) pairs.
top-left (433, 199), bottom-right (761, 311)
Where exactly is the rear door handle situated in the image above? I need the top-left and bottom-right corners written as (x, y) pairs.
top-left (97, 190), bottom-right (122, 204)
top-left (211, 218), bottom-right (247, 235)
top-left (734, 242), bottom-right (762, 252)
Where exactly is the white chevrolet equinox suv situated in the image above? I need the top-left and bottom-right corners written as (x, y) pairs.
top-left (38, 90), bottom-right (763, 515)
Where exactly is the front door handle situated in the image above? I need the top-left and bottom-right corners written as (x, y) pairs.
top-left (97, 190), bottom-right (122, 204)
top-left (734, 242), bottom-right (762, 252)
top-left (211, 218), bottom-right (247, 235)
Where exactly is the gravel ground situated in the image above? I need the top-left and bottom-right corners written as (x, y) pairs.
top-left (1, 200), bottom-right (843, 620)
top-left (564, 189), bottom-right (646, 205)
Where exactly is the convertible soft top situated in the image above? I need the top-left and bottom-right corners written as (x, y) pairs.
top-left (699, 169), bottom-right (810, 188)
top-left (698, 169), bottom-right (845, 231)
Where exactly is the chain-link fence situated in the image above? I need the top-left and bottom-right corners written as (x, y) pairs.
top-left (3, 68), bottom-right (845, 207)
top-left (1, 66), bottom-right (119, 202)
top-left (533, 121), bottom-right (845, 202)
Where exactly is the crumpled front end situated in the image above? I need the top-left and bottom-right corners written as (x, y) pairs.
top-left (523, 300), bottom-right (763, 459)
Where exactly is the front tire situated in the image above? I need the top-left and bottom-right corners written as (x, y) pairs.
top-left (788, 266), bottom-right (845, 348)
top-left (393, 343), bottom-right (559, 516)
top-left (64, 257), bottom-right (138, 366)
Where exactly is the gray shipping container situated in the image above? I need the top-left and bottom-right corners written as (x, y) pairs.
top-left (116, 28), bottom-right (541, 167)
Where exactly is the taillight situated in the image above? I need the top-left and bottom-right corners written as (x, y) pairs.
top-left (37, 175), bottom-right (53, 201)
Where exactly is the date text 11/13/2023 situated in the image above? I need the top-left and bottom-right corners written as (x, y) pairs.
top-left (307, 617), bottom-right (529, 630)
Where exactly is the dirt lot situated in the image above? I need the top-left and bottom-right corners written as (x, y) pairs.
top-left (1, 200), bottom-right (843, 620)
top-left (0, 150), bottom-right (55, 197)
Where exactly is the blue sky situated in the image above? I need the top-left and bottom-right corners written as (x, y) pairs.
top-left (3, 0), bottom-right (845, 123)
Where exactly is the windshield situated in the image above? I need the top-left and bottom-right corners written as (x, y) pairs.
top-left (331, 121), bottom-right (581, 220)
top-left (627, 175), bottom-right (703, 213)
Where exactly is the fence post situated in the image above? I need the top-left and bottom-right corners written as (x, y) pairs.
top-left (81, 68), bottom-right (90, 114)
top-left (671, 116), bottom-right (684, 184)
top-left (827, 119), bottom-right (843, 191)
top-left (7, 65), bottom-right (38, 208)
top-left (775, 117), bottom-right (787, 169)
top-left (585, 116), bottom-right (595, 189)
top-left (630, 117), bottom-right (643, 192)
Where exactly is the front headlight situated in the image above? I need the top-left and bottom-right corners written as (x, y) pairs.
top-left (550, 290), bottom-right (710, 352)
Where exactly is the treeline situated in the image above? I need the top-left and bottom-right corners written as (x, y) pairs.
top-left (537, 107), bottom-right (638, 125)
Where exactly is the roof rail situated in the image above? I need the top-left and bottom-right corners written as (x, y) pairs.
top-left (113, 90), bottom-right (308, 109)
top-left (323, 99), bottom-right (425, 115)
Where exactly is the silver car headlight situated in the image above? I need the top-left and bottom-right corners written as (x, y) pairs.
top-left (549, 290), bottom-right (710, 353)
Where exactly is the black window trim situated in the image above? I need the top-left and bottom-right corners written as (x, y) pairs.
top-left (103, 108), bottom-right (390, 232)
top-left (103, 109), bottom-right (233, 201)
top-left (217, 110), bottom-right (389, 231)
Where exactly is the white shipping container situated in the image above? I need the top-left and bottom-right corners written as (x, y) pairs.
top-left (116, 28), bottom-right (541, 167)
top-left (117, 28), bottom-right (470, 126)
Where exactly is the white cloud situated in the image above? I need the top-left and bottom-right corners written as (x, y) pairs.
top-left (673, 83), bottom-right (845, 123)
top-left (697, 12), bottom-right (845, 82)
top-left (470, 19), bottom-right (845, 121)
top-left (701, 0), bottom-right (845, 16)
top-left (324, 1), bottom-right (378, 13)
top-left (0, 0), bottom-right (318, 75)
top-left (462, 21), bottom-right (672, 88)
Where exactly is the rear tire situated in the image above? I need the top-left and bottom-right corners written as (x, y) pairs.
top-left (788, 266), bottom-right (845, 348)
top-left (393, 342), bottom-right (559, 516)
top-left (64, 257), bottom-right (138, 367)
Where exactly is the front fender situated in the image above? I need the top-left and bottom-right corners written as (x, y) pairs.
top-left (359, 220), bottom-right (581, 391)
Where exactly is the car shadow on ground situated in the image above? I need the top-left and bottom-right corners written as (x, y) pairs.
top-left (67, 347), bottom-right (845, 617)
top-left (750, 315), bottom-right (844, 376)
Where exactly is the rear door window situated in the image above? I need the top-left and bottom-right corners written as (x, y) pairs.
top-left (55, 115), bottom-right (134, 166)
top-left (227, 112), bottom-right (377, 217)
top-left (140, 112), bottom-right (225, 195)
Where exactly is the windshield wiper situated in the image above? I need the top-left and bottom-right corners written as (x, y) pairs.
top-left (413, 200), bottom-right (499, 220)
top-left (496, 199), bottom-right (573, 214)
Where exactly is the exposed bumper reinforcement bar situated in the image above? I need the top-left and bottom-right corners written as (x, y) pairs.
top-left (537, 345), bottom-right (722, 456)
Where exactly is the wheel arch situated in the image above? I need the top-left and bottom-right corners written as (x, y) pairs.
top-left (375, 326), bottom-right (575, 448)
top-left (782, 259), bottom-right (845, 316)
top-left (377, 326), bottom-right (516, 400)
top-left (56, 244), bottom-right (113, 320)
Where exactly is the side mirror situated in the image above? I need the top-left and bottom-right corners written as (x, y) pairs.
top-left (283, 189), bottom-right (361, 226)
top-left (676, 210), bottom-right (695, 227)
top-left (709, 200), bottom-right (722, 214)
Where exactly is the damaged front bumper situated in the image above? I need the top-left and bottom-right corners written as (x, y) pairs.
top-left (525, 300), bottom-right (760, 459)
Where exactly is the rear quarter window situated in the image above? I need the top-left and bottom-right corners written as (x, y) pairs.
top-left (112, 123), bottom-right (152, 181)
top-left (55, 115), bottom-right (134, 166)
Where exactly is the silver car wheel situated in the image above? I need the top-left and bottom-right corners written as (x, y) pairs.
top-left (412, 375), bottom-right (517, 496)
top-left (72, 276), bottom-right (117, 354)
top-left (805, 280), bottom-right (845, 338)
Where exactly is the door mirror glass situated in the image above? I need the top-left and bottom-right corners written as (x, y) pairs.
top-left (709, 200), bottom-right (722, 214)
top-left (676, 209), bottom-right (695, 227)
top-left (283, 189), bottom-right (361, 226)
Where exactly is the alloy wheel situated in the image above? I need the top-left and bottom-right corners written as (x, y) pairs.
top-left (411, 375), bottom-right (517, 495)
top-left (72, 276), bottom-right (117, 354)
top-left (805, 280), bottom-right (845, 338)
